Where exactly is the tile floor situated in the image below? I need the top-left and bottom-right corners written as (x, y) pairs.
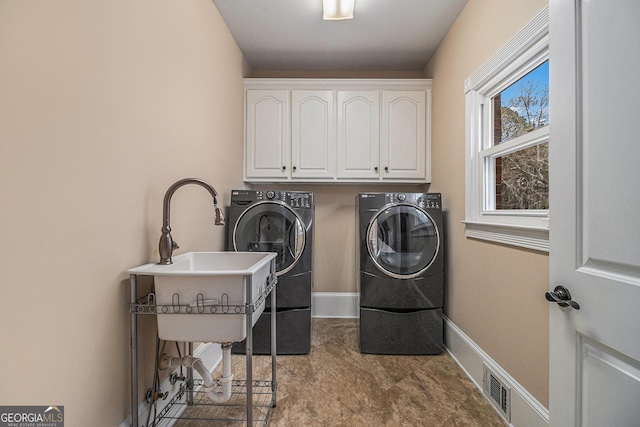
top-left (175, 318), bottom-right (506, 426)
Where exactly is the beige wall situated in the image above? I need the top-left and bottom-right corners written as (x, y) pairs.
top-left (0, 0), bottom-right (552, 422)
top-left (0, 0), bottom-right (246, 425)
top-left (424, 0), bottom-right (550, 407)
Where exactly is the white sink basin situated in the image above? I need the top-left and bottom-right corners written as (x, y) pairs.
top-left (128, 251), bottom-right (277, 343)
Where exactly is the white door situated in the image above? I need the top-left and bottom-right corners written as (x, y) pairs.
top-left (291, 90), bottom-right (335, 179)
top-left (380, 91), bottom-right (427, 180)
top-left (549, 1), bottom-right (640, 426)
top-left (245, 90), bottom-right (290, 179)
top-left (336, 90), bottom-right (380, 179)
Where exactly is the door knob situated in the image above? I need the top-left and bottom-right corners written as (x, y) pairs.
top-left (545, 285), bottom-right (580, 310)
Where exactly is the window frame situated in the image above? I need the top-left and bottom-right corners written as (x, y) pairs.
top-left (464, 6), bottom-right (550, 252)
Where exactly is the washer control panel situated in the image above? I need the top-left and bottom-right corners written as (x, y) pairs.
top-left (231, 190), bottom-right (313, 209)
top-left (381, 193), bottom-right (441, 210)
top-left (421, 194), bottom-right (441, 210)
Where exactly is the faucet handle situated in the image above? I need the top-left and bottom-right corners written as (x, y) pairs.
top-left (172, 240), bottom-right (179, 251)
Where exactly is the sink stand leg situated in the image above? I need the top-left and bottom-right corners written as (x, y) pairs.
top-left (271, 272), bottom-right (277, 398)
top-left (187, 342), bottom-right (194, 405)
top-left (130, 275), bottom-right (139, 427)
top-left (246, 275), bottom-right (253, 425)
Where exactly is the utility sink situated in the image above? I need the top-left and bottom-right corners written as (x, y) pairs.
top-left (128, 251), bottom-right (277, 343)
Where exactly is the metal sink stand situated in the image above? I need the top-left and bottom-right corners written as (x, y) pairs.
top-left (129, 259), bottom-right (278, 427)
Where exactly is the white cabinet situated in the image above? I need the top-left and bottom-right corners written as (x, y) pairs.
top-left (381, 91), bottom-right (427, 180)
top-left (245, 89), bottom-right (335, 180)
top-left (291, 91), bottom-right (335, 179)
top-left (336, 91), bottom-right (380, 179)
top-left (337, 90), bottom-right (429, 180)
top-left (244, 79), bottom-right (431, 183)
top-left (245, 90), bottom-right (289, 179)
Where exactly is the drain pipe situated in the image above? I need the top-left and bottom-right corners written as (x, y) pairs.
top-left (161, 343), bottom-right (234, 403)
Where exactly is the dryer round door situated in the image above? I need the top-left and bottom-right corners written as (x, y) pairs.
top-left (366, 203), bottom-right (440, 279)
top-left (232, 201), bottom-right (306, 276)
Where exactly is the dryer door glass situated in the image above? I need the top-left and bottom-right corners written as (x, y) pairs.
top-left (368, 205), bottom-right (439, 277)
top-left (233, 202), bottom-right (305, 275)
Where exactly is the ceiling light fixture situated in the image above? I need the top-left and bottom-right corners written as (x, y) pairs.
top-left (323, 0), bottom-right (355, 20)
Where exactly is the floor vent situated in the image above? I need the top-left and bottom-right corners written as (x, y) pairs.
top-left (483, 364), bottom-right (511, 423)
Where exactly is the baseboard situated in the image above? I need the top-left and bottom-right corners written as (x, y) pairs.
top-left (311, 292), bottom-right (359, 318)
top-left (120, 342), bottom-right (222, 427)
top-left (444, 317), bottom-right (549, 427)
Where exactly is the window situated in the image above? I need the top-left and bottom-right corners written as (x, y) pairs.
top-left (464, 6), bottom-right (549, 251)
top-left (492, 60), bottom-right (549, 211)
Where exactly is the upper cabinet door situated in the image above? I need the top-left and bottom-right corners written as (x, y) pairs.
top-left (336, 91), bottom-right (380, 179)
top-left (381, 91), bottom-right (427, 180)
top-left (245, 90), bottom-right (290, 179)
top-left (291, 90), bottom-right (335, 179)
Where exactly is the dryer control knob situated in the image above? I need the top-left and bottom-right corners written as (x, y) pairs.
top-left (398, 194), bottom-right (406, 201)
top-left (266, 191), bottom-right (275, 199)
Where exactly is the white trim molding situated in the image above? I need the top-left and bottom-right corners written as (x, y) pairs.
top-left (464, 6), bottom-right (549, 94)
top-left (444, 317), bottom-right (549, 427)
top-left (463, 221), bottom-right (549, 252)
top-left (312, 292), bottom-right (359, 318)
top-left (464, 5), bottom-right (550, 252)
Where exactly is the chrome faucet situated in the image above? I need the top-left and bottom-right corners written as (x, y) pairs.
top-left (158, 178), bottom-right (225, 265)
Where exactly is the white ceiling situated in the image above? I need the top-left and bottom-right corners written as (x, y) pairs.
top-left (212, 0), bottom-right (469, 72)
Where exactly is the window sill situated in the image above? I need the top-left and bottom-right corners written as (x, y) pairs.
top-left (462, 220), bottom-right (549, 252)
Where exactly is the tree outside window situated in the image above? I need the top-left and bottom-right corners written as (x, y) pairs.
top-left (491, 60), bottom-right (549, 210)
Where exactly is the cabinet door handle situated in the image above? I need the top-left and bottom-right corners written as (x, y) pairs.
top-left (374, 167), bottom-right (378, 172)
top-left (292, 166), bottom-right (297, 171)
top-left (282, 166), bottom-right (286, 171)
top-left (384, 166), bottom-right (389, 172)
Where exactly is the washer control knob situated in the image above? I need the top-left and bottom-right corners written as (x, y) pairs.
top-left (266, 191), bottom-right (275, 199)
top-left (398, 194), bottom-right (406, 201)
